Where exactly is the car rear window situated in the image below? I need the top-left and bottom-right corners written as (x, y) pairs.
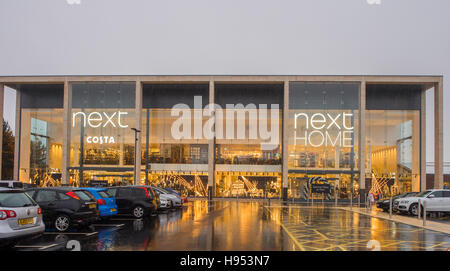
top-left (106, 188), bottom-right (117, 197)
top-left (74, 191), bottom-right (95, 201)
top-left (0, 191), bottom-right (36, 207)
top-left (132, 188), bottom-right (146, 198)
top-left (98, 191), bottom-right (112, 198)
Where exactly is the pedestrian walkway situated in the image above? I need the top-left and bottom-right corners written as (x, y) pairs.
top-left (340, 207), bottom-right (450, 235)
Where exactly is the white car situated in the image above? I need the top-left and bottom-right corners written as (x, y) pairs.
top-left (396, 189), bottom-right (450, 216)
top-left (0, 188), bottom-right (45, 248)
top-left (152, 187), bottom-right (182, 208)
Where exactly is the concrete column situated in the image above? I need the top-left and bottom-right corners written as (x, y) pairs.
top-left (13, 88), bottom-right (20, 180)
top-left (420, 87), bottom-right (426, 191)
top-left (62, 81), bottom-right (72, 185)
top-left (434, 79), bottom-right (443, 188)
top-left (0, 84), bottom-right (4, 179)
top-left (282, 81), bottom-right (289, 201)
top-left (208, 80), bottom-right (215, 199)
top-left (359, 81), bottom-right (366, 198)
top-left (135, 81), bottom-right (143, 185)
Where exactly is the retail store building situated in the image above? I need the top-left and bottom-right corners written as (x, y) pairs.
top-left (0, 75), bottom-right (445, 200)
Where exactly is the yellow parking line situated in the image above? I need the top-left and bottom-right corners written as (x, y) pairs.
top-left (264, 206), bottom-right (305, 251)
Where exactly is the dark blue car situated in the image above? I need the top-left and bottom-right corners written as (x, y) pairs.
top-left (79, 188), bottom-right (118, 218)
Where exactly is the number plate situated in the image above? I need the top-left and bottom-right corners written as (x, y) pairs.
top-left (89, 204), bottom-right (96, 209)
top-left (18, 218), bottom-right (34, 225)
top-left (110, 208), bottom-right (117, 212)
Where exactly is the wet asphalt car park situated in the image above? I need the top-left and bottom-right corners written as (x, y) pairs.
top-left (9, 200), bottom-right (450, 251)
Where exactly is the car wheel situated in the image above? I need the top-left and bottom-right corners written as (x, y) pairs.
top-left (409, 203), bottom-right (419, 216)
top-left (55, 214), bottom-right (71, 232)
top-left (132, 206), bottom-right (145, 219)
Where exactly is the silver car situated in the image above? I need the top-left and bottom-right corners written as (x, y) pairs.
top-left (0, 188), bottom-right (45, 248)
top-left (152, 187), bottom-right (183, 208)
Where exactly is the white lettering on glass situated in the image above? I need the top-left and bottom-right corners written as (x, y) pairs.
top-left (293, 112), bottom-right (354, 147)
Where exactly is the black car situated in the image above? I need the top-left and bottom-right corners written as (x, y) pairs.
top-left (25, 187), bottom-right (99, 232)
top-left (376, 192), bottom-right (417, 212)
top-left (105, 186), bottom-right (156, 219)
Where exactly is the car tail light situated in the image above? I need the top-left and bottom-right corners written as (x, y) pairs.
top-left (0, 210), bottom-right (16, 220)
top-left (138, 187), bottom-right (150, 198)
top-left (66, 191), bottom-right (80, 200)
top-left (37, 208), bottom-right (42, 215)
top-left (97, 199), bottom-right (106, 205)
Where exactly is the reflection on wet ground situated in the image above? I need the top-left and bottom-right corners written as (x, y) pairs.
top-left (12, 200), bottom-right (450, 251)
top-left (265, 205), bottom-right (450, 251)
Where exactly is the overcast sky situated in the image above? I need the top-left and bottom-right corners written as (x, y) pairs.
top-left (0, 0), bottom-right (449, 167)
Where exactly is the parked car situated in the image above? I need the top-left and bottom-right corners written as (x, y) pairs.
top-left (0, 188), bottom-right (45, 248)
top-left (78, 188), bottom-right (118, 219)
top-left (376, 192), bottom-right (417, 212)
top-left (105, 186), bottom-right (156, 219)
top-left (130, 185), bottom-right (160, 212)
top-left (396, 189), bottom-right (450, 216)
top-left (163, 187), bottom-right (188, 203)
top-left (152, 187), bottom-right (183, 208)
top-left (0, 181), bottom-right (37, 190)
top-left (25, 187), bottom-right (98, 232)
top-left (0, 180), bottom-right (24, 189)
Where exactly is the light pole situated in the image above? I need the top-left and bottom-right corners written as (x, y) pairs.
top-left (131, 128), bottom-right (141, 185)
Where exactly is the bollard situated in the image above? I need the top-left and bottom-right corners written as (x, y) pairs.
top-left (358, 194), bottom-right (360, 208)
top-left (389, 197), bottom-right (392, 219)
top-left (335, 192), bottom-right (338, 207)
top-left (418, 199), bottom-right (421, 220)
top-left (350, 192), bottom-right (353, 210)
top-left (423, 200), bottom-right (427, 226)
top-left (312, 196), bottom-right (314, 207)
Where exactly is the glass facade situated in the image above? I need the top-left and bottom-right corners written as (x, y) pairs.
top-left (15, 80), bottom-right (432, 198)
top-left (288, 82), bottom-right (360, 199)
top-left (214, 84), bottom-right (283, 198)
top-left (365, 84), bottom-right (422, 197)
top-left (19, 85), bottom-right (64, 186)
top-left (142, 84), bottom-right (210, 196)
top-left (69, 82), bottom-right (136, 186)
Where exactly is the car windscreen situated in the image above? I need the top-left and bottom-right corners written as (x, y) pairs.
top-left (415, 191), bottom-right (431, 197)
top-left (74, 191), bottom-right (95, 201)
top-left (98, 191), bottom-right (112, 198)
top-left (155, 187), bottom-right (169, 194)
top-left (0, 191), bottom-right (37, 207)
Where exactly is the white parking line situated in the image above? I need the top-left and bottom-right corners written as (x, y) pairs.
top-left (15, 245), bottom-right (46, 248)
top-left (110, 218), bottom-right (142, 221)
top-left (39, 243), bottom-right (59, 250)
top-left (44, 231), bottom-right (98, 236)
top-left (92, 224), bottom-right (125, 227)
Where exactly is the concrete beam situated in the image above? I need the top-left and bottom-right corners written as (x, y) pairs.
top-left (135, 81), bottom-right (143, 185)
top-left (0, 84), bottom-right (4, 178)
top-left (282, 81), bottom-right (289, 200)
top-left (62, 81), bottom-right (72, 185)
top-left (208, 80), bottom-right (215, 199)
top-left (359, 81), bottom-right (366, 194)
top-left (13, 88), bottom-right (20, 180)
top-left (420, 87), bottom-right (427, 191)
top-left (434, 80), bottom-right (444, 188)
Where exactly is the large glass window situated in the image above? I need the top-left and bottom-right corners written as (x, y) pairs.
top-left (19, 84), bottom-right (64, 186)
top-left (215, 84), bottom-right (283, 166)
top-left (287, 82), bottom-right (360, 199)
top-left (142, 84), bottom-right (209, 195)
top-left (69, 82), bottom-right (136, 186)
top-left (365, 84), bottom-right (422, 195)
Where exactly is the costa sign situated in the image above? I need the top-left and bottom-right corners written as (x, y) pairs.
top-left (293, 112), bottom-right (354, 147)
